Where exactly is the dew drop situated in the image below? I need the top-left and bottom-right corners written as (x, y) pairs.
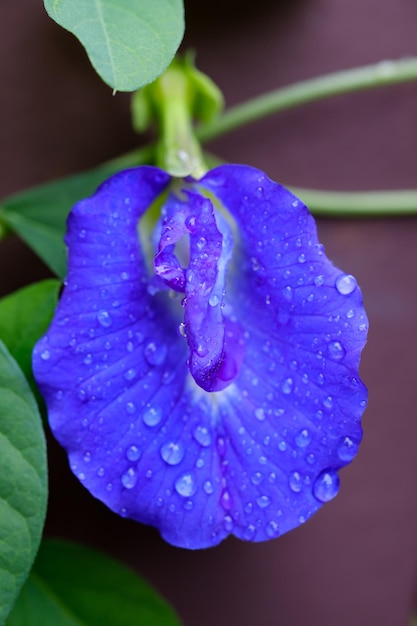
top-left (185, 215), bottom-right (197, 232)
top-left (297, 253), bottom-right (306, 264)
top-left (313, 469), bottom-right (340, 502)
top-left (223, 515), bottom-right (234, 532)
top-left (121, 467), bottom-right (137, 489)
top-left (124, 368), bottom-right (136, 381)
top-left (97, 310), bottom-right (112, 327)
top-left (254, 407), bottom-right (266, 421)
top-left (83, 354), bottom-right (93, 365)
top-left (295, 429), bottom-right (311, 448)
top-left (256, 495), bottom-right (271, 509)
top-left (266, 520), bottom-right (280, 538)
top-left (244, 524), bottom-right (256, 540)
top-left (216, 436), bottom-right (226, 456)
top-left (328, 340), bottom-right (345, 360)
top-left (251, 472), bottom-right (264, 486)
top-left (337, 435), bottom-right (360, 462)
top-left (193, 425), bottom-right (212, 447)
top-left (144, 340), bottom-right (167, 366)
top-left (323, 395), bottom-right (333, 409)
top-left (335, 274), bottom-right (357, 295)
top-left (209, 294), bottom-right (220, 307)
top-left (314, 274), bottom-right (324, 286)
top-left (289, 471), bottom-right (303, 493)
top-left (83, 451), bottom-right (91, 463)
top-left (220, 490), bottom-right (232, 510)
top-left (40, 349), bottom-right (51, 361)
top-left (203, 480), bottom-right (214, 494)
top-left (178, 322), bottom-right (187, 338)
top-left (160, 441), bottom-right (185, 465)
top-left (97, 467), bottom-right (105, 477)
top-left (125, 402), bottom-right (136, 415)
top-left (126, 445), bottom-right (141, 462)
top-left (281, 377), bottom-right (293, 395)
top-left (175, 472), bottom-right (197, 497)
top-left (143, 405), bottom-right (162, 427)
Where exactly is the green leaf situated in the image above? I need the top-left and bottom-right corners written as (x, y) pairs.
top-left (6, 539), bottom-right (182, 626)
top-left (43, 0), bottom-right (185, 91)
top-left (0, 280), bottom-right (60, 399)
top-left (0, 149), bottom-right (152, 278)
top-left (0, 342), bottom-right (47, 624)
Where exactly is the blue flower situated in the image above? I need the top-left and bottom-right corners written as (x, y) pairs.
top-left (33, 164), bottom-right (368, 549)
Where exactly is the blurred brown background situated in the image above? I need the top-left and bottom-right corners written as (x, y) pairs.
top-left (1, 1), bottom-right (417, 624)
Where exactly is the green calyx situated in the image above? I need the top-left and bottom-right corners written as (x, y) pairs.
top-left (131, 54), bottom-right (223, 179)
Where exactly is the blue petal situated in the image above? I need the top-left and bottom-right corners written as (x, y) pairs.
top-left (198, 164), bottom-right (368, 540)
top-left (33, 164), bottom-right (368, 549)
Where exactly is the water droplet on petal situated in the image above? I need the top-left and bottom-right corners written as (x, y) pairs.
top-left (255, 408), bottom-right (266, 421)
top-left (244, 524), bottom-right (256, 540)
top-left (126, 445), bottom-right (141, 462)
top-left (125, 402), bottom-right (136, 415)
top-left (313, 469), bottom-right (340, 502)
top-left (328, 340), bottom-right (345, 360)
top-left (220, 490), bottom-right (232, 510)
top-left (193, 425), bottom-right (212, 447)
top-left (337, 435), bottom-right (360, 461)
top-left (175, 472), bottom-right (197, 497)
top-left (203, 480), bottom-right (214, 494)
top-left (124, 368), bottom-right (136, 381)
top-left (295, 429), bottom-right (311, 448)
top-left (160, 441), bottom-right (185, 465)
top-left (256, 495), bottom-right (271, 509)
top-left (40, 349), bottom-right (51, 361)
top-left (281, 377), bottom-right (293, 395)
top-left (143, 405), bottom-right (162, 427)
top-left (121, 467), bottom-right (137, 489)
top-left (323, 396), bottom-right (333, 409)
top-left (266, 520), bottom-right (280, 538)
top-left (209, 294), bottom-right (220, 307)
top-left (97, 310), bottom-right (112, 327)
top-left (144, 340), bottom-right (167, 366)
top-left (289, 471), bottom-right (303, 493)
top-left (223, 515), bottom-right (234, 532)
top-left (335, 274), bottom-right (357, 295)
top-left (251, 472), bottom-right (264, 486)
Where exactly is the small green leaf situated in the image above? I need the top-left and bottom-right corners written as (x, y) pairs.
top-left (0, 280), bottom-right (61, 398)
top-left (7, 539), bottom-right (182, 626)
top-left (0, 156), bottom-right (142, 278)
top-left (0, 342), bottom-right (47, 624)
top-left (44, 0), bottom-right (185, 91)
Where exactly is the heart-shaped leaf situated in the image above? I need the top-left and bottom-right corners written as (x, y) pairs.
top-left (0, 342), bottom-right (47, 624)
top-left (6, 539), bottom-right (181, 626)
top-left (44, 0), bottom-right (185, 91)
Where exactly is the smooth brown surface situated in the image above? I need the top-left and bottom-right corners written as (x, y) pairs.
top-left (1, 1), bottom-right (417, 625)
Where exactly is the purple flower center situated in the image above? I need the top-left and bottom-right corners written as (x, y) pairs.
top-left (154, 189), bottom-right (244, 392)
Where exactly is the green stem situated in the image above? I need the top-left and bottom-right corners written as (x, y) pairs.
top-left (290, 187), bottom-right (417, 217)
top-left (197, 57), bottom-right (417, 142)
